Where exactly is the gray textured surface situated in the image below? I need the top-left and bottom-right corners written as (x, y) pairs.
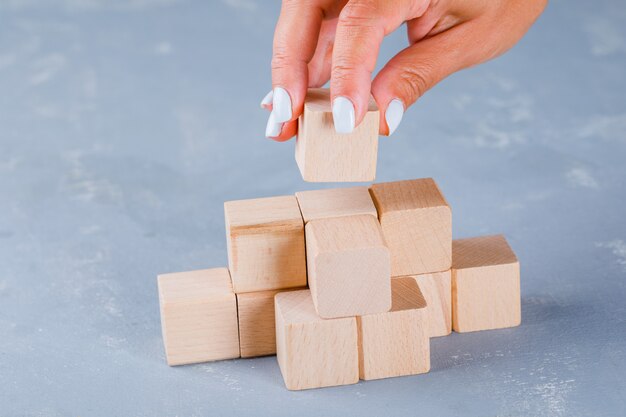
top-left (1, 0), bottom-right (625, 416)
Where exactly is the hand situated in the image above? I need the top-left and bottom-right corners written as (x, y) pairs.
top-left (262, 0), bottom-right (547, 140)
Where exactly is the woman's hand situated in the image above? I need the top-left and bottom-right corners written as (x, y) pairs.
top-left (262, 0), bottom-right (547, 140)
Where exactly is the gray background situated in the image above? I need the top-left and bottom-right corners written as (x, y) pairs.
top-left (1, 0), bottom-right (625, 416)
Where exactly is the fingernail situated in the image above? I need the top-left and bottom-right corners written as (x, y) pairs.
top-left (272, 87), bottom-right (292, 122)
top-left (265, 111), bottom-right (283, 137)
top-left (332, 96), bottom-right (355, 134)
top-left (385, 99), bottom-right (404, 136)
top-left (260, 90), bottom-right (273, 108)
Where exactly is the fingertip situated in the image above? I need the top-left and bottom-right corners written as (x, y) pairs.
top-left (385, 98), bottom-right (404, 136)
top-left (272, 87), bottom-right (293, 122)
top-left (331, 96), bottom-right (355, 134)
top-left (265, 111), bottom-right (283, 138)
top-left (266, 119), bottom-right (297, 142)
top-left (260, 90), bottom-right (273, 109)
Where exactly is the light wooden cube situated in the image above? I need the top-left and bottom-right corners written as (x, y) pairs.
top-left (370, 178), bottom-right (452, 276)
top-left (357, 277), bottom-right (430, 380)
top-left (224, 195), bottom-right (306, 293)
top-left (236, 287), bottom-right (305, 358)
top-left (396, 270), bottom-right (452, 337)
top-left (295, 186), bottom-right (377, 223)
top-left (295, 88), bottom-right (379, 182)
top-left (452, 235), bottom-right (521, 333)
top-left (275, 290), bottom-right (359, 390)
top-left (157, 268), bottom-right (240, 366)
top-left (306, 214), bottom-right (391, 319)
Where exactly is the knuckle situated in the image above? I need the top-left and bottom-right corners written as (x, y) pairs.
top-left (271, 52), bottom-right (292, 71)
top-left (338, 1), bottom-right (380, 28)
top-left (331, 63), bottom-right (359, 82)
top-left (394, 63), bottom-right (434, 103)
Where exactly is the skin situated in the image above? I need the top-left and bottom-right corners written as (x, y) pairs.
top-left (263, 0), bottom-right (548, 140)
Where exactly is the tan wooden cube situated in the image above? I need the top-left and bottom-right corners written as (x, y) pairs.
top-left (452, 235), bottom-right (521, 333)
top-left (295, 186), bottom-right (378, 223)
top-left (224, 195), bottom-right (306, 293)
top-left (395, 270), bottom-right (452, 337)
top-left (275, 290), bottom-right (359, 390)
top-left (295, 88), bottom-right (379, 182)
top-left (357, 277), bottom-right (430, 380)
top-left (236, 287), bottom-right (305, 358)
top-left (305, 214), bottom-right (391, 319)
top-left (370, 178), bottom-right (452, 276)
top-left (157, 268), bottom-right (240, 366)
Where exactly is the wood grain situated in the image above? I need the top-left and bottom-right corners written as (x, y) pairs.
top-left (370, 178), bottom-right (452, 276)
top-left (305, 214), bottom-right (391, 318)
top-left (395, 270), bottom-right (452, 337)
top-left (224, 195), bottom-right (306, 293)
top-left (357, 277), bottom-right (430, 380)
top-left (157, 268), bottom-right (240, 365)
top-left (275, 290), bottom-right (359, 390)
top-left (295, 88), bottom-right (379, 182)
top-left (452, 235), bottom-right (521, 333)
top-left (295, 186), bottom-right (377, 223)
top-left (236, 287), bottom-right (305, 358)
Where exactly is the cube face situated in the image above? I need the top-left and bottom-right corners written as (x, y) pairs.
top-left (452, 235), bottom-right (521, 333)
top-left (452, 263), bottom-right (521, 332)
top-left (275, 290), bottom-right (359, 390)
top-left (312, 249), bottom-right (391, 318)
top-left (295, 186), bottom-right (377, 223)
top-left (158, 268), bottom-right (240, 365)
top-left (160, 298), bottom-right (239, 365)
top-left (227, 229), bottom-right (306, 293)
top-left (225, 196), bottom-right (306, 293)
top-left (370, 179), bottom-right (452, 276)
top-left (295, 88), bottom-right (379, 183)
top-left (236, 288), bottom-right (304, 358)
top-left (357, 277), bottom-right (430, 380)
top-left (406, 270), bottom-right (452, 337)
top-left (305, 215), bottom-right (391, 319)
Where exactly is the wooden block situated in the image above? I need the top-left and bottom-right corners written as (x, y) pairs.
top-left (370, 178), bottom-right (452, 276)
top-left (295, 88), bottom-right (379, 182)
top-left (157, 268), bottom-right (239, 366)
top-left (224, 195), bottom-right (306, 293)
top-left (452, 235), bottom-right (521, 333)
top-left (236, 287), bottom-right (305, 358)
top-left (295, 186), bottom-right (378, 223)
top-left (275, 289), bottom-right (359, 390)
top-left (305, 214), bottom-right (391, 318)
top-left (395, 270), bottom-right (452, 337)
top-left (357, 277), bottom-right (430, 380)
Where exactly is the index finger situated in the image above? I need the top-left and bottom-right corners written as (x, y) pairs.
top-left (271, 0), bottom-right (325, 123)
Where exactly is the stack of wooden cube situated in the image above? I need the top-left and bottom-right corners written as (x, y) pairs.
top-left (157, 178), bottom-right (521, 390)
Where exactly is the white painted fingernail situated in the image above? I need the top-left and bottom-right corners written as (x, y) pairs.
top-left (265, 111), bottom-right (283, 137)
top-left (260, 90), bottom-right (273, 108)
top-left (332, 96), bottom-right (355, 134)
top-left (272, 87), bottom-right (292, 122)
top-left (385, 99), bottom-right (404, 136)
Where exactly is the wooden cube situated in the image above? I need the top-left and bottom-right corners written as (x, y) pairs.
top-left (396, 271), bottom-right (452, 337)
top-left (370, 178), bottom-right (452, 276)
top-left (357, 277), bottom-right (430, 380)
top-left (236, 287), bottom-right (305, 358)
top-left (224, 195), bottom-right (306, 293)
top-left (295, 186), bottom-right (378, 223)
top-left (275, 290), bottom-right (359, 390)
top-left (452, 235), bottom-right (521, 333)
top-left (157, 268), bottom-right (240, 365)
top-left (295, 88), bottom-right (379, 182)
top-left (306, 214), bottom-right (391, 318)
